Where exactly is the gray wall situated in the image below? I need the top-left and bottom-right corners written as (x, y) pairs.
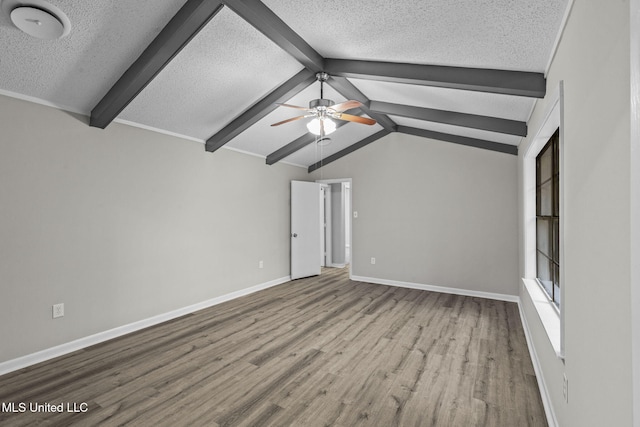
top-left (312, 132), bottom-right (519, 296)
top-left (518, 2), bottom-right (634, 426)
top-left (0, 94), bottom-right (308, 363)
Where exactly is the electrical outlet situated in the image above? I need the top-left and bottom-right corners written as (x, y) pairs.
top-left (52, 303), bottom-right (64, 319)
top-left (563, 373), bottom-right (568, 402)
top-left (259, 260), bottom-right (264, 269)
top-left (371, 257), bottom-right (376, 265)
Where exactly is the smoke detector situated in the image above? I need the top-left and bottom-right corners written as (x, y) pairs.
top-left (2, 0), bottom-right (71, 39)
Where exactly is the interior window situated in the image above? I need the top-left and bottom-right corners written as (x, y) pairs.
top-left (536, 129), bottom-right (560, 308)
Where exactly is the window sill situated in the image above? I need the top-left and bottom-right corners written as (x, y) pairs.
top-left (522, 278), bottom-right (564, 360)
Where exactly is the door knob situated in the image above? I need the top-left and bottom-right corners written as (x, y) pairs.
top-left (292, 233), bottom-right (298, 238)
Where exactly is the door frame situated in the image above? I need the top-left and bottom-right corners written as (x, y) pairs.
top-left (316, 178), bottom-right (353, 279)
top-left (320, 183), bottom-right (332, 268)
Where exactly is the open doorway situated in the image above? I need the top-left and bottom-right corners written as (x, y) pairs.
top-left (290, 179), bottom-right (352, 280)
top-left (317, 178), bottom-right (352, 276)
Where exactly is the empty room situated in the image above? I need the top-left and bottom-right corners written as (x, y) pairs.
top-left (1, 0), bottom-right (639, 426)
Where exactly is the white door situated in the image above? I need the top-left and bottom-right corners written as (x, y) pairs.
top-left (291, 181), bottom-right (322, 279)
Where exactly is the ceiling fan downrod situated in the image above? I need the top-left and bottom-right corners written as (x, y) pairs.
top-left (316, 72), bottom-right (329, 100)
top-left (311, 72), bottom-right (333, 113)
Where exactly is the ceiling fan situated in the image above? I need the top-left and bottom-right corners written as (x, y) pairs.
top-left (271, 72), bottom-right (376, 136)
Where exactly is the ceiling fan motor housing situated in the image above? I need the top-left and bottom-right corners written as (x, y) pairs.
top-left (309, 98), bottom-right (334, 109)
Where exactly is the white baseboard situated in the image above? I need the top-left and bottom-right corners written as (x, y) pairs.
top-left (517, 300), bottom-right (558, 427)
top-left (350, 275), bottom-right (519, 303)
top-left (0, 276), bottom-right (290, 376)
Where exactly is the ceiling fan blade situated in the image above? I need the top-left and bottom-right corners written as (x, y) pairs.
top-left (270, 115), bottom-right (308, 126)
top-left (275, 103), bottom-right (312, 111)
top-left (333, 113), bottom-right (377, 125)
top-left (328, 100), bottom-right (362, 113)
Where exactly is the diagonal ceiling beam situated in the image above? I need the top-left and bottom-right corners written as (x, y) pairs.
top-left (223, 0), bottom-right (324, 71)
top-left (397, 126), bottom-right (518, 155)
top-left (308, 129), bottom-right (392, 173)
top-left (369, 101), bottom-right (527, 136)
top-left (206, 69), bottom-right (316, 152)
top-left (325, 58), bottom-right (546, 98)
top-left (90, 0), bottom-right (224, 129)
top-left (308, 123), bottom-right (517, 173)
top-left (222, 0), bottom-right (399, 138)
top-left (327, 77), bottom-right (397, 132)
top-left (205, 0), bottom-right (324, 153)
top-left (204, 0), bottom-right (529, 163)
top-left (266, 119), bottom-right (351, 165)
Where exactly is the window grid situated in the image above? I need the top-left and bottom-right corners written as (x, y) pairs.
top-left (536, 129), bottom-right (560, 308)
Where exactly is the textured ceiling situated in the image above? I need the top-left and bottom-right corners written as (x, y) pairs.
top-left (119, 7), bottom-right (303, 140)
top-left (348, 79), bottom-right (533, 121)
top-left (0, 0), bottom-right (571, 169)
top-left (0, 0), bottom-right (187, 112)
top-left (262, 0), bottom-right (567, 71)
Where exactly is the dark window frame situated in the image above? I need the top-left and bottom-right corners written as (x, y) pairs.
top-left (535, 129), bottom-right (560, 308)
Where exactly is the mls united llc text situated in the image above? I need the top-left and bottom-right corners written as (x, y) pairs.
top-left (1, 402), bottom-right (88, 413)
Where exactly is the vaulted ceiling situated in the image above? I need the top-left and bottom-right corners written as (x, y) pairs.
top-left (0, 0), bottom-right (570, 171)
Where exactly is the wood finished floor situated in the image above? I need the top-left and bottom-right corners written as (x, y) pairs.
top-left (0, 268), bottom-right (547, 426)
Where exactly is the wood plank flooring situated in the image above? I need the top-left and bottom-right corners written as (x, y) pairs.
top-left (0, 268), bottom-right (547, 426)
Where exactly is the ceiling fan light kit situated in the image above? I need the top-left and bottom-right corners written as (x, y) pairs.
top-left (307, 117), bottom-right (336, 136)
top-left (271, 72), bottom-right (376, 137)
